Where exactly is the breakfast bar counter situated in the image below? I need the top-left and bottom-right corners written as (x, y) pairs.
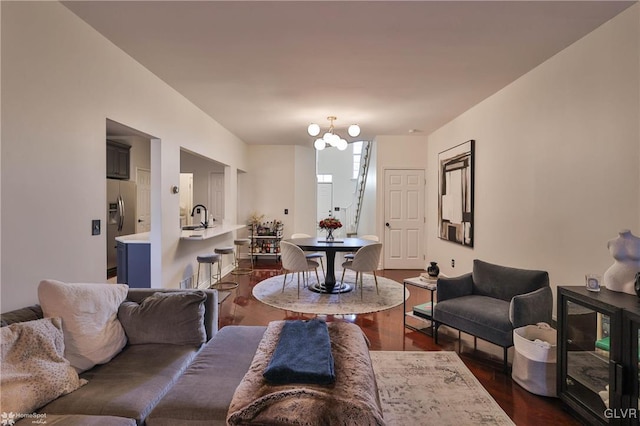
top-left (180, 223), bottom-right (245, 241)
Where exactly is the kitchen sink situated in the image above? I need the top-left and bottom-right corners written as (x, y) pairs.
top-left (182, 225), bottom-right (205, 231)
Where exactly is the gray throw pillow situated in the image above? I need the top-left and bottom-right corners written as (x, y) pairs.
top-left (118, 291), bottom-right (207, 346)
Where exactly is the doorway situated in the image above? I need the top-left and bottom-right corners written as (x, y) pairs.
top-left (383, 168), bottom-right (425, 269)
top-left (209, 172), bottom-right (225, 222)
top-left (136, 168), bottom-right (151, 233)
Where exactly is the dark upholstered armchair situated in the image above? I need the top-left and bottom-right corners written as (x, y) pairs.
top-left (433, 259), bottom-right (552, 371)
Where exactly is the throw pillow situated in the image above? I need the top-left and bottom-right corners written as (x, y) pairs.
top-left (38, 280), bottom-right (129, 372)
top-left (0, 317), bottom-right (86, 414)
top-left (118, 291), bottom-right (207, 346)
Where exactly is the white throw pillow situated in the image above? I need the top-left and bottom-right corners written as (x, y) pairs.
top-left (0, 317), bottom-right (86, 413)
top-left (38, 280), bottom-right (128, 372)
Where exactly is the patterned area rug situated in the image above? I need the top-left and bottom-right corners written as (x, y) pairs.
top-left (252, 271), bottom-right (408, 315)
top-left (370, 351), bottom-right (515, 425)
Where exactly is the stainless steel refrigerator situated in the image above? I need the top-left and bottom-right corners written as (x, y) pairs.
top-left (107, 179), bottom-right (137, 276)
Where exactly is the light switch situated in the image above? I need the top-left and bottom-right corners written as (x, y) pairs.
top-left (92, 219), bottom-right (101, 236)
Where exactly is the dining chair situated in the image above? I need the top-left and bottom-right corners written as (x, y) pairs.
top-left (341, 242), bottom-right (383, 299)
top-left (344, 235), bottom-right (379, 260)
top-left (280, 241), bottom-right (320, 298)
top-left (291, 233), bottom-right (325, 276)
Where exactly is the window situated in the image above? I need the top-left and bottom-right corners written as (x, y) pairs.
top-left (352, 141), bottom-right (363, 179)
top-left (317, 174), bottom-right (332, 183)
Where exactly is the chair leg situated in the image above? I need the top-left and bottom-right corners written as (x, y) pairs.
top-left (360, 273), bottom-right (364, 299)
top-left (297, 272), bottom-right (301, 298)
top-left (373, 271), bottom-right (379, 295)
top-left (314, 267), bottom-right (320, 286)
top-left (503, 347), bottom-right (509, 374)
top-left (319, 257), bottom-right (325, 276)
top-left (341, 268), bottom-right (346, 284)
top-left (282, 271), bottom-right (288, 293)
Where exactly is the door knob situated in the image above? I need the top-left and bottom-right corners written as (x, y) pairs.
top-left (138, 219), bottom-right (143, 223)
top-left (385, 222), bottom-right (390, 227)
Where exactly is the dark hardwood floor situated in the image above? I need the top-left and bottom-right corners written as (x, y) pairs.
top-left (219, 262), bottom-right (583, 425)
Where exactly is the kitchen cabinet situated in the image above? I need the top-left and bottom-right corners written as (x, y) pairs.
top-left (116, 240), bottom-right (150, 288)
top-left (558, 286), bottom-right (640, 425)
top-left (107, 140), bottom-right (131, 180)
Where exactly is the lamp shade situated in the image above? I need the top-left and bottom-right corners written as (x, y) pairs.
top-left (337, 139), bottom-right (348, 150)
top-left (307, 123), bottom-right (320, 137)
top-left (314, 139), bottom-right (326, 150)
top-left (348, 124), bottom-right (361, 137)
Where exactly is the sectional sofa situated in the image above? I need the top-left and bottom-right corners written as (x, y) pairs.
top-left (1, 283), bottom-right (381, 425)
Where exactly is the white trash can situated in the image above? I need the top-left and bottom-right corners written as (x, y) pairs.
top-left (512, 322), bottom-right (557, 397)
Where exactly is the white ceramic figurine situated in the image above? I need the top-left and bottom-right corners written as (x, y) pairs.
top-left (603, 229), bottom-right (640, 295)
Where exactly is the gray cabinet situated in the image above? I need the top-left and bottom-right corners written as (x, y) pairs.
top-left (116, 241), bottom-right (150, 288)
top-left (107, 140), bottom-right (131, 180)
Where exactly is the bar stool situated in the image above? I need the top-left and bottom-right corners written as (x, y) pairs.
top-left (231, 238), bottom-right (253, 275)
top-left (213, 247), bottom-right (239, 291)
top-left (196, 253), bottom-right (221, 289)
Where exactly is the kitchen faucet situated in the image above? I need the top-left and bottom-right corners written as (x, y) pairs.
top-left (190, 204), bottom-right (209, 228)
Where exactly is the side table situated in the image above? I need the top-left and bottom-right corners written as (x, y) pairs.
top-left (403, 276), bottom-right (437, 336)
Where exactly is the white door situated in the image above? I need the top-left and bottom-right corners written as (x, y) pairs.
top-left (384, 169), bottom-right (425, 269)
top-left (209, 172), bottom-right (225, 222)
top-left (179, 173), bottom-right (193, 227)
top-left (136, 168), bottom-right (151, 233)
top-left (317, 183), bottom-right (333, 235)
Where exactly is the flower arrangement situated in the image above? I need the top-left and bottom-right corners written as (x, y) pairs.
top-left (319, 217), bottom-right (342, 230)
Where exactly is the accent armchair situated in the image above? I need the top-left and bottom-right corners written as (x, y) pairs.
top-left (433, 259), bottom-right (553, 372)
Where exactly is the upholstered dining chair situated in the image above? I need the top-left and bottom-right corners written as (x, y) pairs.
top-left (341, 242), bottom-right (382, 299)
top-left (291, 233), bottom-right (325, 276)
top-left (344, 235), bottom-right (379, 260)
top-left (280, 241), bottom-right (320, 298)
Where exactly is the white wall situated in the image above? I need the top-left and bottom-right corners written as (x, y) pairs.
top-left (245, 145), bottom-right (316, 238)
top-left (294, 146), bottom-right (318, 236)
top-left (1, 2), bottom-right (250, 311)
top-left (426, 5), bottom-right (640, 309)
top-left (246, 145), bottom-right (295, 235)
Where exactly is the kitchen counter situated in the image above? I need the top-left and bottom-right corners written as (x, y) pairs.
top-left (115, 232), bottom-right (150, 244)
top-left (180, 223), bottom-right (245, 241)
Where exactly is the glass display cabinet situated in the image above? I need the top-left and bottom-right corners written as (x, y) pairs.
top-left (558, 286), bottom-right (640, 425)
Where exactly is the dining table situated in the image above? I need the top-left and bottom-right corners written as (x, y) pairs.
top-left (286, 237), bottom-right (377, 294)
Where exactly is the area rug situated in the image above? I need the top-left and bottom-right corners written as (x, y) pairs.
top-left (370, 351), bottom-right (515, 425)
top-left (252, 271), bottom-right (408, 315)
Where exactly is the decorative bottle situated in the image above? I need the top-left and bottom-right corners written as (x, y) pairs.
top-left (427, 262), bottom-right (440, 277)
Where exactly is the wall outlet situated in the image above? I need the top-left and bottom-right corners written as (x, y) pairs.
top-left (284, 208), bottom-right (289, 215)
top-left (451, 259), bottom-right (455, 268)
top-left (92, 219), bottom-right (101, 236)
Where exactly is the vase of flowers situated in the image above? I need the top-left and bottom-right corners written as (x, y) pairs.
top-left (319, 217), bottom-right (342, 241)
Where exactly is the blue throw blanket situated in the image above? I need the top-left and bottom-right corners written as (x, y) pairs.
top-left (263, 319), bottom-right (335, 385)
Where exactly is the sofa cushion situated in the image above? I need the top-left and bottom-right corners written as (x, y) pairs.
top-left (0, 305), bottom-right (43, 327)
top-left (118, 291), bottom-right (207, 346)
top-left (39, 343), bottom-right (198, 424)
top-left (472, 260), bottom-right (549, 302)
top-left (38, 280), bottom-right (128, 372)
top-left (146, 325), bottom-right (267, 426)
top-left (434, 295), bottom-right (514, 347)
top-left (1, 318), bottom-right (86, 414)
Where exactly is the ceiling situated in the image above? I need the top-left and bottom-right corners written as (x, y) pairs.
top-left (64, 1), bottom-right (635, 147)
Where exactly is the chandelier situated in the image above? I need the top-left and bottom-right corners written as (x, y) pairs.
top-left (307, 116), bottom-right (360, 151)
